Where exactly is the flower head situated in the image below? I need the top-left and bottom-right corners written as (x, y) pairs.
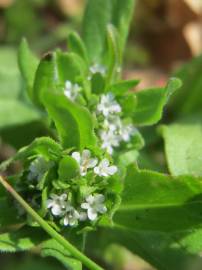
top-left (119, 124), bottom-right (136, 142)
top-left (47, 193), bottom-right (67, 216)
top-left (89, 64), bottom-right (106, 76)
top-left (100, 129), bottom-right (120, 154)
top-left (64, 80), bottom-right (81, 101)
top-left (71, 149), bottom-right (98, 176)
top-left (81, 194), bottom-right (107, 221)
top-left (94, 158), bottom-right (117, 177)
top-left (28, 156), bottom-right (52, 181)
top-left (63, 206), bottom-right (80, 227)
top-left (97, 93), bottom-right (121, 117)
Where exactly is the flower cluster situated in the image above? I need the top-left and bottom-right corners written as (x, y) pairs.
top-left (26, 149), bottom-right (117, 227)
top-left (97, 93), bottom-right (136, 154)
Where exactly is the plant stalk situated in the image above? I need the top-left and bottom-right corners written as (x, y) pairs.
top-left (0, 175), bottom-right (104, 270)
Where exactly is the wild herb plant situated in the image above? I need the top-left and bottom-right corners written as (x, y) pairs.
top-left (1, 1), bottom-right (202, 270)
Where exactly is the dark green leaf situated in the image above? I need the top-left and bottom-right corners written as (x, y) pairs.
top-left (109, 79), bottom-right (140, 96)
top-left (68, 32), bottom-right (89, 63)
top-left (58, 156), bottom-right (79, 181)
top-left (43, 91), bottom-right (97, 150)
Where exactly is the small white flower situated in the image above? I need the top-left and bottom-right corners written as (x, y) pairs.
top-left (28, 156), bottom-right (52, 181)
top-left (94, 159), bottom-right (117, 177)
top-left (81, 194), bottom-right (107, 221)
top-left (63, 206), bottom-right (80, 226)
top-left (100, 129), bottom-right (120, 154)
top-left (89, 64), bottom-right (106, 76)
top-left (64, 80), bottom-right (81, 101)
top-left (97, 93), bottom-right (122, 117)
top-left (47, 193), bottom-right (67, 216)
top-left (71, 149), bottom-right (98, 176)
top-left (119, 124), bottom-right (137, 142)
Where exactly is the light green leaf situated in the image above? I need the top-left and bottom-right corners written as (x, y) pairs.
top-left (0, 227), bottom-right (46, 252)
top-left (68, 32), bottom-right (89, 63)
top-left (58, 156), bottom-right (79, 181)
top-left (18, 38), bottom-right (39, 98)
top-left (82, 0), bottom-right (111, 61)
top-left (109, 79), bottom-right (140, 96)
top-left (43, 91), bottom-right (97, 150)
top-left (132, 78), bottom-right (181, 125)
top-left (41, 239), bottom-right (82, 270)
top-left (161, 121), bottom-right (202, 176)
top-left (0, 100), bottom-right (41, 130)
top-left (111, 0), bottom-right (135, 56)
top-left (102, 166), bottom-right (202, 270)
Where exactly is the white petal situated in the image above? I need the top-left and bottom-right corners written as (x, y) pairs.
top-left (60, 193), bottom-right (67, 200)
top-left (46, 199), bottom-right (54, 208)
top-left (97, 205), bottom-right (107, 214)
top-left (86, 195), bottom-right (94, 204)
top-left (107, 165), bottom-right (117, 175)
top-left (81, 202), bottom-right (90, 210)
top-left (88, 158), bottom-right (98, 168)
top-left (101, 158), bottom-right (110, 168)
top-left (94, 166), bottom-right (100, 176)
top-left (51, 205), bottom-right (62, 216)
top-left (64, 216), bottom-right (69, 226)
top-left (71, 152), bottom-right (81, 163)
top-left (88, 208), bottom-right (97, 221)
top-left (65, 81), bottom-right (72, 89)
top-left (79, 212), bottom-right (87, 221)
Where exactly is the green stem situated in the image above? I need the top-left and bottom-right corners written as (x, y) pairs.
top-left (0, 175), bottom-right (103, 270)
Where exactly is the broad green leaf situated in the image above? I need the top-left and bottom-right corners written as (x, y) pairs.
top-left (68, 32), bottom-right (89, 63)
top-left (82, 0), bottom-right (111, 61)
top-left (0, 227), bottom-right (46, 252)
top-left (111, 0), bottom-right (135, 56)
top-left (0, 100), bottom-right (41, 130)
top-left (102, 166), bottom-right (202, 270)
top-left (161, 121), bottom-right (202, 176)
top-left (42, 91), bottom-right (97, 150)
top-left (170, 54), bottom-right (202, 116)
top-left (132, 78), bottom-right (181, 125)
top-left (41, 239), bottom-right (82, 270)
top-left (18, 38), bottom-right (39, 98)
top-left (109, 79), bottom-right (140, 96)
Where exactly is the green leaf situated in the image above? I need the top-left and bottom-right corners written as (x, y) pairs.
top-left (171, 54), bottom-right (202, 116)
top-left (109, 79), bottom-right (140, 96)
top-left (0, 137), bottom-right (62, 172)
top-left (33, 53), bottom-right (56, 105)
top-left (82, 0), bottom-right (111, 61)
top-left (111, 0), bottom-right (135, 56)
top-left (160, 120), bottom-right (202, 176)
top-left (0, 47), bottom-right (21, 99)
top-left (68, 32), bottom-right (89, 63)
top-left (106, 24), bottom-right (121, 83)
top-left (56, 51), bottom-right (86, 84)
top-left (18, 38), bottom-right (39, 98)
top-left (132, 78), bottom-right (181, 125)
top-left (0, 100), bottom-right (41, 130)
top-left (43, 91), bottom-right (97, 150)
top-left (58, 156), bottom-right (79, 181)
top-left (102, 166), bottom-right (202, 270)
top-left (0, 227), bottom-right (46, 252)
top-left (41, 239), bottom-right (82, 270)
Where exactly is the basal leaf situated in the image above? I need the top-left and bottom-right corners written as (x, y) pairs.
top-left (161, 120), bottom-right (202, 176)
top-left (132, 78), bottom-right (181, 125)
top-left (42, 91), bottom-right (97, 150)
top-left (0, 226), bottom-right (46, 252)
top-left (102, 166), bottom-right (202, 270)
top-left (18, 38), bottom-right (39, 98)
top-left (41, 239), bottom-right (82, 270)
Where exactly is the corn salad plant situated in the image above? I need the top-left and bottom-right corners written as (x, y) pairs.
top-left (1, 1), bottom-right (202, 270)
